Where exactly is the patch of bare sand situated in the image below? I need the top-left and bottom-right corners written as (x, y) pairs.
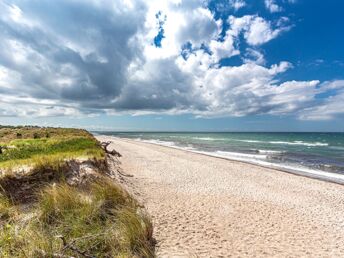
top-left (97, 136), bottom-right (344, 258)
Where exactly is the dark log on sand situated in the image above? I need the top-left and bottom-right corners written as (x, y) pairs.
top-left (100, 141), bottom-right (122, 157)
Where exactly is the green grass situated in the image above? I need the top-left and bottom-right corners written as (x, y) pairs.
top-left (0, 127), bottom-right (104, 170)
top-left (0, 126), bottom-right (92, 143)
top-left (0, 137), bottom-right (103, 162)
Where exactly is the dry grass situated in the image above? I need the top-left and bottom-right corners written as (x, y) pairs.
top-left (0, 195), bottom-right (16, 222)
top-left (0, 177), bottom-right (154, 258)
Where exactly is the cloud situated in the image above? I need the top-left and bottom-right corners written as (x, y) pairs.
top-left (243, 48), bottom-right (266, 65)
top-left (209, 30), bottom-right (239, 61)
top-left (210, 0), bottom-right (246, 14)
top-left (190, 62), bottom-right (317, 117)
top-left (264, 0), bottom-right (283, 13)
top-left (0, 0), bottom-right (342, 121)
top-left (0, 0), bottom-right (147, 109)
top-left (299, 80), bottom-right (344, 120)
top-left (228, 15), bottom-right (290, 45)
top-left (229, 0), bottom-right (246, 11)
top-left (299, 97), bottom-right (344, 120)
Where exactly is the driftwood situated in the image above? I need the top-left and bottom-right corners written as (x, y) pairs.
top-left (100, 141), bottom-right (122, 157)
top-left (106, 155), bottom-right (133, 178)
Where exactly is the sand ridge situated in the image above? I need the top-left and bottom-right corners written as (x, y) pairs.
top-left (97, 136), bottom-right (344, 257)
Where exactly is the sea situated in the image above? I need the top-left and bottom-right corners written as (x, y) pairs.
top-left (95, 132), bottom-right (344, 183)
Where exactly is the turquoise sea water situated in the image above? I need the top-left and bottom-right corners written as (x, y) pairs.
top-left (96, 132), bottom-right (344, 182)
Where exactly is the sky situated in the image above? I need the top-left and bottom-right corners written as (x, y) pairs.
top-left (0, 0), bottom-right (344, 132)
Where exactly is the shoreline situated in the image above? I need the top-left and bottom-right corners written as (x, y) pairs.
top-left (99, 135), bottom-right (344, 185)
top-left (97, 135), bottom-right (344, 257)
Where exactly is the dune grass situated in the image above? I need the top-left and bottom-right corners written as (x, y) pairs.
top-left (0, 127), bottom-right (104, 171)
top-left (0, 195), bottom-right (16, 222)
top-left (0, 126), bottom-right (92, 143)
top-left (0, 180), bottom-right (154, 257)
top-left (0, 126), bottom-right (155, 257)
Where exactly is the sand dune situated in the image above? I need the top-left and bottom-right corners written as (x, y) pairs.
top-left (97, 136), bottom-right (344, 257)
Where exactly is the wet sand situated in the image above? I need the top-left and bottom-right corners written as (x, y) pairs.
top-left (97, 136), bottom-right (344, 257)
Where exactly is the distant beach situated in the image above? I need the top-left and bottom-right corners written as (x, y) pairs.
top-left (96, 132), bottom-right (344, 184)
top-left (97, 135), bottom-right (344, 257)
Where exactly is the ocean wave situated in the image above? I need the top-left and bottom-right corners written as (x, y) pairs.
top-left (184, 145), bottom-right (196, 151)
top-left (130, 137), bottom-right (344, 183)
top-left (329, 146), bottom-right (344, 151)
top-left (193, 138), bottom-right (265, 142)
top-left (141, 139), bottom-right (176, 147)
top-left (214, 151), bottom-right (267, 160)
top-left (136, 138), bottom-right (199, 152)
top-left (133, 138), bottom-right (268, 160)
top-left (257, 149), bottom-right (284, 154)
top-left (233, 139), bottom-right (329, 147)
top-left (268, 141), bottom-right (328, 147)
top-left (162, 136), bottom-right (329, 147)
top-left (196, 151), bottom-right (344, 182)
top-left (236, 140), bottom-right (264, 143)
top-left (191, 137), bottom-right (230, 141)
top-left (192, 137), bottom-right (216, 141)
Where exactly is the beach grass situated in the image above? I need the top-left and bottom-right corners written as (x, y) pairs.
top-left (0, 127), bottom-right (104, 171)
top-left (0, 126), bottom-right (154, 257)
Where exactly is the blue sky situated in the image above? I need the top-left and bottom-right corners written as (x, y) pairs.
top-left (0, 0), bottom-right (344, 131)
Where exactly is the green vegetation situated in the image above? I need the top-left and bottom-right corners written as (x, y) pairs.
top-left (0, 126), bottom-right (155, 257)
top-left (0, 127), bottom-right (104, 170)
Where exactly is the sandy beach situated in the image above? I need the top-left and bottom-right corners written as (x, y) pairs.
top-left (97, 136), bottom-right (344, 257)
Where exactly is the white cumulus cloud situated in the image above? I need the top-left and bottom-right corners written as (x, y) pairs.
top-left (228, 15), bottom-right (290, 45)
top-left (0, 0), bottom-right (342, 121)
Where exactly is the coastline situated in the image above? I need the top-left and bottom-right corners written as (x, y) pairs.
top-left (97, 135), bottom-right (344, 257)
top-left (99, 135), bottom-right (344, 185)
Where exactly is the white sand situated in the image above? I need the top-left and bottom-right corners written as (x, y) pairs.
top-left (97, 136), bottom-right (344, 257)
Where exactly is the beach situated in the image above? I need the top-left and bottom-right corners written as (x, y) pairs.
top-left (97, 136), bottom-right (344, 257)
